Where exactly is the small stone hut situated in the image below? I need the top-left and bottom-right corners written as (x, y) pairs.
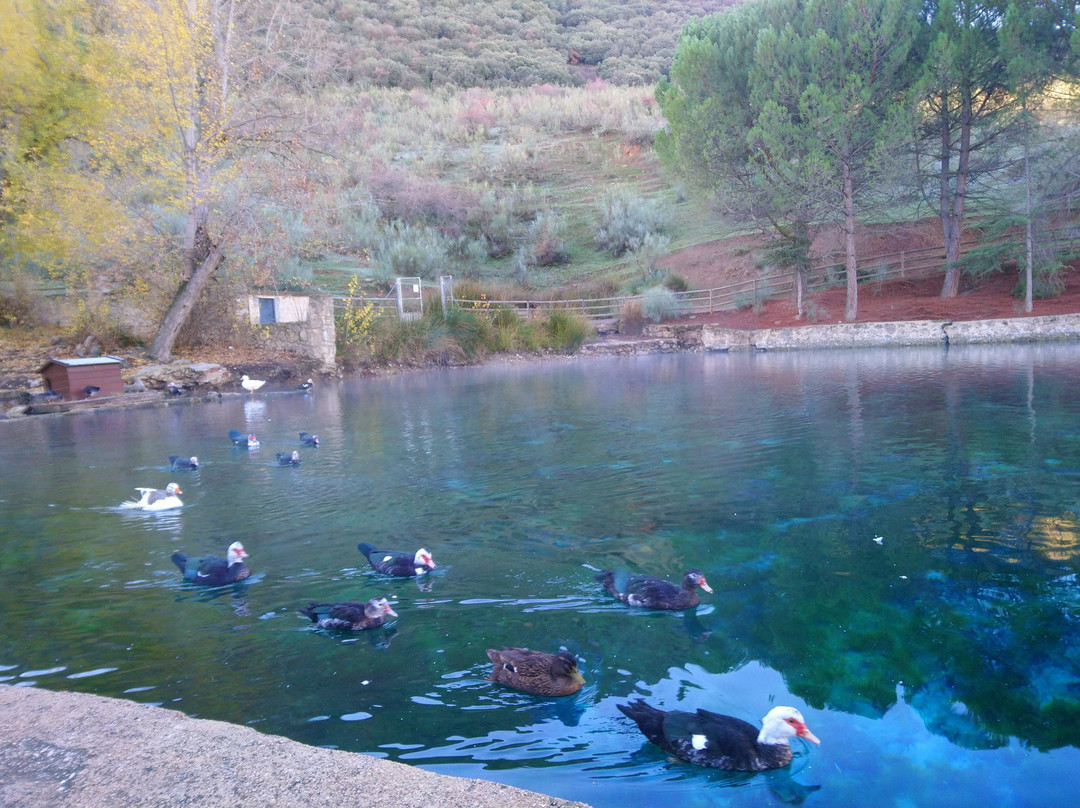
top-left (38, 356), bottom-right (125, 400)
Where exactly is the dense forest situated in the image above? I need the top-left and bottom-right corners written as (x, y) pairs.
top-left (1, 0), bottom-right (1078, 365)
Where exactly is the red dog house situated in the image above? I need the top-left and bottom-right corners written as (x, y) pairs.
top-left (39, 356), bottom-right (125, 400)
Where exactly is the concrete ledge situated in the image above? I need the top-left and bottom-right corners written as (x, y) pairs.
top-left (645, 313), bottom-right (1080, 352)
top-left (0, 685), bottom-right (591, 808)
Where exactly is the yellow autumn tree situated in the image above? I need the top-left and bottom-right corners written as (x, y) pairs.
top-left (9, 0), bottom-right (322, 358)
top-left (0, 0), bottom-right (118, 277)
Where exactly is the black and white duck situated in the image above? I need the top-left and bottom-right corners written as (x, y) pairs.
top-left (229, 429), bottom-right (259, 447)
top-left (169, 455), bottom-right (199, 470)
top-left (276, 450), bottom-right (301, 466)
top-left (299, 597), bottom-right (397, 631)
top-left (616, 700), bottom-right (820, 771)
top-left (486, 647), bottom-right (586, 696)
top-left (297, 378), bottom-right (314, 391)
top-left (120, 482), bottom-right (183, 511)
top-left (299, 431), bottom-right (320, 447)
top-left (596, 569), bottom-right (712, 610)
top-left (357, 542), bottom-right (436, 576)
top-left (171, 541), bottom-right (251, 586)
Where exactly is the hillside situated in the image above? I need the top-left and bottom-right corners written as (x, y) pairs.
top-left (288, 0), bottom-right (740, 88)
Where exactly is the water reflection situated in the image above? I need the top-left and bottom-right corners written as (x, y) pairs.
top-left (4, 345), bottom-right (1080, 807)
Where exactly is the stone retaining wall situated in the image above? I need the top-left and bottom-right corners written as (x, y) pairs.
top-left (645, 313), bottom-right (1080, 352)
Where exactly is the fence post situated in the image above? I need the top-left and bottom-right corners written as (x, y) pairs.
top-left (900, 252), bottom-right (905, 278)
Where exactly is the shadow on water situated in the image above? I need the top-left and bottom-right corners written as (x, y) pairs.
top-left (4, 345), bottom-right (1080, 807)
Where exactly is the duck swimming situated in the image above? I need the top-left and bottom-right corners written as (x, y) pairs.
top-left (120, 482), bottom-right (183, 511)
top-left (276, 450), bottom-right (301, 466)
top-left (596, 569), bottom-right (712, 610)
top-left (169, 455), bottom-right (199, 470)
top-left (486, 647), bottom-right (586, 696)
top-left (300, 597), bottom-right (397, 631)
top-left (357, 542), bottom-right (436, 577)
top-left (229, 429), bottom-right (259, 447)
top-left (171, 541), bottom-right (250, 587)
top-left (616, 700), bottom-right (820, 771)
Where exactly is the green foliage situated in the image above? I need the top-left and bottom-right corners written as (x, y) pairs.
top-left (594, 187), bottom-right (668, 257)
top-left (280, 1), bottom-right (736, 89)
top-left (337, 276), bottom-right (383, 355)
top-left (639, 285), bottom-right (681, 322)
top-left (539, 309), bottom-right (593, 351)
top-left (373, 222), bottom-right (450, 279)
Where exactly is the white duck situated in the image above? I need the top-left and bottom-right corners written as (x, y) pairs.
top-left (240, 375), bottom-right (266, 394)
top-left (121, 482), bottom-right (183, 511)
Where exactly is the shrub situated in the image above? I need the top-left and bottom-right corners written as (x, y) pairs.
top-left (337, 276), bottom-right (383, 355)
top-left (617, 299), bottom-right (646, 335)
top-left (640, 285), bottom-right (680, 323)
top-left (540, 309), bottom-right (592, 351)
top-left (594, 187), bottom-right (667, 257)
top-left (0, 273), bottom-right (37, 328)
top-left (373, 222), bottom-right (449, 279)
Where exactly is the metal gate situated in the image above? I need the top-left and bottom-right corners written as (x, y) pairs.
top-left (395, 277), bottom-right (423, 320)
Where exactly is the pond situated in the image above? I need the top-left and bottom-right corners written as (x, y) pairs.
top-left (3, 345), bottom-right (1080, 808)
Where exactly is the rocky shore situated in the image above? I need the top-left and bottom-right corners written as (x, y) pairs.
top-left (0, 685), bottom-right (590, 808)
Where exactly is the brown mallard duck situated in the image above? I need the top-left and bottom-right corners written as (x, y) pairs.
top-left (486, 647), bottom-right (586, 696)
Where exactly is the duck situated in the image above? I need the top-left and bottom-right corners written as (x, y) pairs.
top-left (596, 569), bottom-right (712, 610)
top-left (169, 455), bottom-right (199, 470)
top-left (486, 647), bottom-right (586, 696)
top-left (83, 385), bottom-right (100, 397)
top-left (121, 482), bottom-right (183, 510)
top-left (171, 541), bottom-right (250, 586)
top-left (167, 382), bottom-right (183, 396)
top-left (299, 431), bottom-right (320, 447)
top-left (240, 374), bottom-right (266, 394)
top-left (229, 429), bottom-right (260, 447)
top-left (616, 700), bottom-right (820, 771)
top-left (276, 450), bottom-right (301, 466)
top-left (357, 542), bottom-right (436, 576)
top-left (300, 596), bottom-right (397, 631)
top-left (297, 378), bottom-right (314, 391)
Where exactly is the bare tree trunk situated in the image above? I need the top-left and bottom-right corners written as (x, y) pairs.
top-left (1022, 101), bottom-right (1033, 313)
top-left (843, 153), bottom-right (858, 322)
top-left (149, 243), bottom-right (226, 361)
top-left (939, 93), bottom-right (972, 299)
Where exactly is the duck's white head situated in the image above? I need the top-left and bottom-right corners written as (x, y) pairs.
top-left (227, 542), bottom-right (249, 564)
top-left (414, 548), bottom-right (436, 570)
top-left (759, 706), bottom-right (820, 746)
top-left (367, 597), bottom-right (398, 618)
top-left (165, 482), bottom-right (183, 496)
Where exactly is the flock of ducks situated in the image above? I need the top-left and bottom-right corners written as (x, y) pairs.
top-left (116, 373), bottom-right (820, 773)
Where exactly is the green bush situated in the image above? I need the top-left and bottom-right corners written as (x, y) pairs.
top-left (640, 285), bottom-right (680, 323)
top-left (540, 309), bottom-right (592, 351)
top-left (594, 187), bottom-right (667, 257)
top-left (373, 222), bottom-right (449, 279)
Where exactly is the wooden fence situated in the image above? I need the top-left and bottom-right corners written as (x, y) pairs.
top-left (335, 225), bottom-right (1080, 322)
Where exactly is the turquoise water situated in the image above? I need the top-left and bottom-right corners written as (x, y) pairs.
top-left (3, 345), bottom-right (1080, 807)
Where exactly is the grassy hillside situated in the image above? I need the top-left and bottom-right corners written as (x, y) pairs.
top-left (289, 81), bottom-right (755, 300)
